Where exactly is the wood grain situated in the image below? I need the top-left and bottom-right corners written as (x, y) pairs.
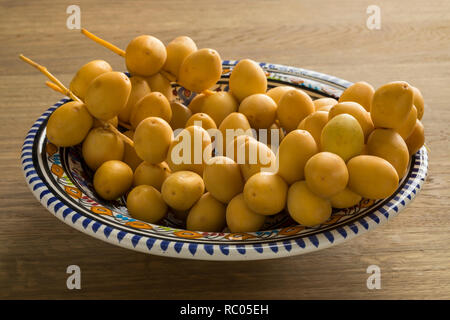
top-left (0, 0), bottom-right (449, 299)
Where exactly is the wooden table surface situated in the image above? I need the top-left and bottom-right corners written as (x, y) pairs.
top-left (1, 0), bottom-right (449, 300)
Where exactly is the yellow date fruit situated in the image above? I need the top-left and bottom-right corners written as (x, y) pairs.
top-left (46, 101), bottom-right (93, 147)
top-left (266, 86), bottom-right (293, 105)
top-left (82, 127), bottom-right (124, 170)
top-left (178, 48), bottom-right (222, 93)
top-left (305, 152), bottom-right (348, 198)
top-left (201, 91), bottom-right (238, 127)
top-left (243, 172), bottom-right (288, 215)
top-left (329, 188), bottom-right (362, 209)
top-left (367, 129), bottom-right (409, 179)
top-left (287, 181), bottom-right (332, 227)
top-left (347, 155), bottom-right (399, 199)
top-left (238, 93), bottom-right (277, 129)
top-left (218, 112), bottom-right (254, 156)
top-left (405, 120), bottom-right (425, 156)
top-left (239, 139), bottom-right (277, 181)
top-left (328, 101), bottom-right (374, 141)
top-left (186, 193), bottom-right (226, 232)
top-left (277, 89), bottom-right (314, 132)
top-left (203, 156), bottom-right (244, 203)
top-left (321, 114), bottom-right (364, 162)
top-left (161, 170), bottom-right (205, 211)
top-left (412, 86), bottom-right (425, 120)
top-left (127, 185), bottom-right (167, 223)
top-left (169, 101), bottom-right (192, 130)
top-left (264, 122), bottom-right (285, 147)
top-left (118, 76), bottom-right (150, 124)
top-left (371, 81), bottom-right (413, 129)
top-left (277, 129), bottom-right (318, 185)
top-left (166, 125), bottom-right (212, 175)
top-left (187, 93), bottom-right (206, 114)
top-left (145, 72), bottom-right (173, 100)
top-left (130, 92), bottom-right (172, 129)
top-left (85, 71), bottom-right (131, 121)
top-left (395, 105), bottom-right (417, 140)
top-left (186, 113), bottom-right (217, 131)
top-left (338, 81), bottom-right (374, 112)
top-left (133, 161), bottom-right (171, 191)
top-left (313, 97), bottom-right (338, 111)
top-left (297, 111), bottom-right (329, 148)
top-left (125, 35), bottom-right (167, 77)
top-left (122, 130), bottom-right (143, 171)
top-left (226, 193), bottom-right (266, 233)
top-left (229, 59), bottom-right (267, 102)
top-left (225, 135), bottom-right (257, 163)
top-left (163, 36), bottom-right (197, 79)
top-left (70, 60), bottom-right (112, 101)
top-left (134, 117), bottom-right (173, 164)
top-left (93, 160), bottom-right (133, 200)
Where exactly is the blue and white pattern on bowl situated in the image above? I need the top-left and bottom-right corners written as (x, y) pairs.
top-left (21, 60), bottom-right (428, 260)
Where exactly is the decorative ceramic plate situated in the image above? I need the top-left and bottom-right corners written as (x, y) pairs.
top-left (21, 60), bottom-right (428, 260)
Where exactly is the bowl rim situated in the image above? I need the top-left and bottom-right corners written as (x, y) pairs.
top-left (21, 61), bottom-right (428, 261)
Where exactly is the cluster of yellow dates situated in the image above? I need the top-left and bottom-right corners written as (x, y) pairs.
top-left (42, 31), bottom-right (425, 233)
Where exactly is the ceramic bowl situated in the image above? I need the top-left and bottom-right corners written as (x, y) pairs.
top-left (21, 60), bottom-right (428, 260)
